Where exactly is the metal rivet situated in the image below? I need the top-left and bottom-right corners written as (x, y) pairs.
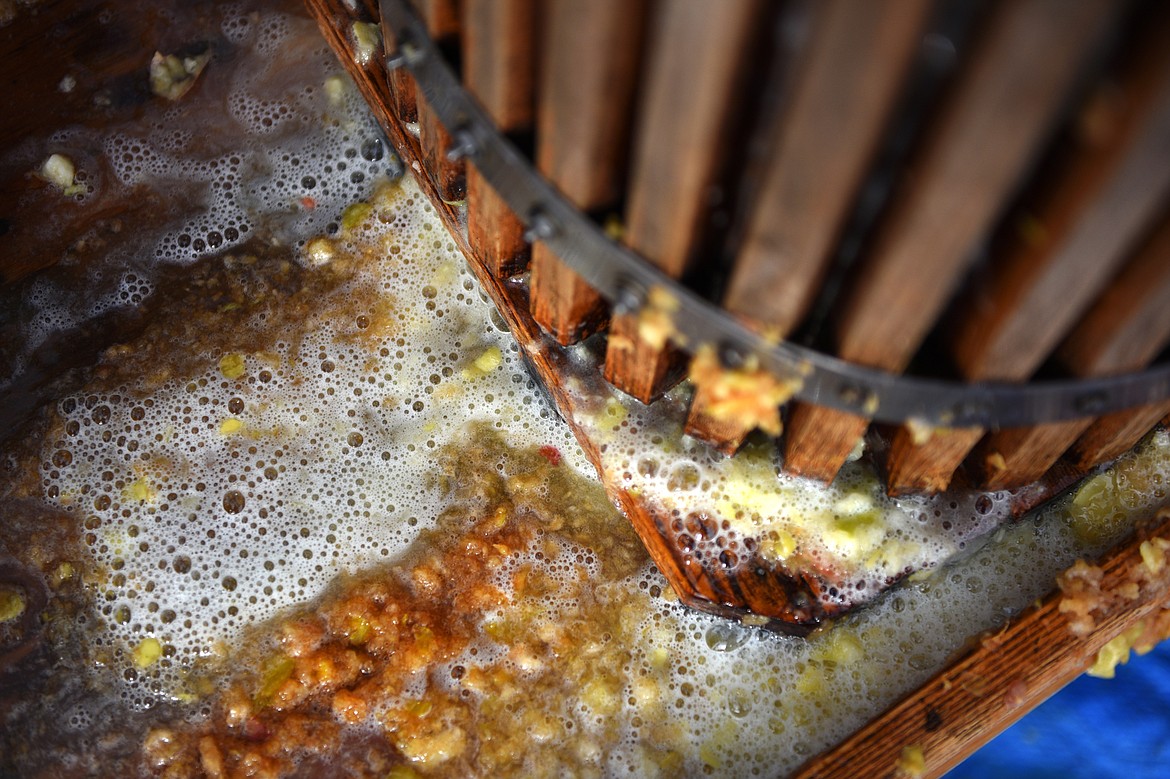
top-left (387, 36), bottom-right (425, 69)
top-left (952, 399), bottom-right (992, 425)
top-left (838, 383), bottom-right (865, 406)
top-left (612, 277), bottom-right (647, 315)
top-left (446, 128), bottom-right (477, 162)
top-left (717, 341), bottom-right (748, 370)
top-left (523, 210), bottom-right (557, 244)
top-left (1075, 391), bottom-right (1108, 415)
top-left (921, 32), bottom-right (957, 71)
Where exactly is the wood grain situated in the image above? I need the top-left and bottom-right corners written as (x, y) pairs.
top-left (919, 19), bottom-right (1170, 492)
top-left (379, 2), bottom-right (418, 123)
top-left (414, 0), bottom-right (465, 203)
top-left (408, 0), bottom-right (458, 38)
top-left (793, 508), bottom-right (1170, 779)
top-left (966, 208), bottom-right (1170, 489)
top-left (1068, 402), bottom-right (1170, 472)
top-left (782, 403), bottom-right (870, 482)
top-left (1057, 211), bottom-right (1170, 473)
top-left (885, 427), bottom-right (984, 497)
top-left (461, 0), bottom-right (534, 130)
top-left (951, 18), bottom-right (1170, 382)
top-left (418, 92), bottom-right (465, 202)
top-left (685, 0), bottom-right (930, 452)
top-left (1058, 211), bottom-right (1170, 379)
top-left (969, 421), bottom-right (1093, 491)
top-left (462, 0), bottom-right (535, 277)
top-left (603, 0), bottom-right (764, 403)
top-left (841, 0), bottom-right (1113, 374)
top-left (786, 0), bottom-right (1114, 485)
top-left (526, 0), bottom-right (645, 345)
top-left (723, 0), bottom-right (930, 335)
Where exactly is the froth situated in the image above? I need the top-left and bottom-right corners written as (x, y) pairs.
top-left (91, 10), bottom-right (400, 268)
top-left (41, 175), bottom-right (587, 707)
top-left (39, 153), bottom-right (1170, 779)
top-left (558, 364), bottom-right (1015, 611)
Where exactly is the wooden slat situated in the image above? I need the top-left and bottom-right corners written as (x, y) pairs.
top-left (1067, 402), bottom-right (1170, 472)
top-left (1057, 211), bottom-right (1170, 379)
top-left (418, 94), bottom-right (464, 201)
top-left (841, 0), bottom-right (1116, 375)
top-left (882, 427), bottom-right (985, 496)
top-left (378, 26), bottom-right (418, 124)
top-left (409, 0), bottom-right (458, 38)
top-left (415, 0), bottom-right (464, 203)
top-left (461, 0), bottom-right (533, 130)
top-left (782, 405), bottom-right (871, 481)
top-left (462, 0), bottom-right (535, 278)
top-left (379, 0), bottom-right (418, 124)
top-left (1059, 210), bottom-right (1170, 472)
top-left (896, 19), bottom-right (1170, 493)
top-left (951, 42), bottom-right (1170, 380)
top-left (684, 0), bottom-right (931, 452)
top-left (784, 0), bottom-right (1114, 484)
top-left (722, 0), bottom-right (932, 339)
top-left (602, 0), bottom-right (764, 403)
top-left (527, 0), bottom-right (646, 345)
top-left (968, 420), bottom-right (1092, 490)
top-left (793, 508), bottom-right (1170, 779)
top-left (970, 209), bottom-right (1170, 488)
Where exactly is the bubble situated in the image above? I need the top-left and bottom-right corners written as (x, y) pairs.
top-left (704, 623), bottom-right (749, 653)
top-left (222, 491), bottom-right (246, 514)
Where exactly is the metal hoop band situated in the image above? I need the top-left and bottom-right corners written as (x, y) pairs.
top-left (378, 0), bottom-right (1170, 429)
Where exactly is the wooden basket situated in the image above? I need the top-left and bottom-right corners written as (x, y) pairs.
top-left (325, 0), bottom-right (1170, 489)
top-left (304, 0), bottom-right (1170, 624)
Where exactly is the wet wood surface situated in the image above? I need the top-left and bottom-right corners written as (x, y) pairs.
top-left (793, 507), bottom-right (1170, 779)
top-left (603, 0), bottom-right (763, 403)
top-left (1070, 402), bottom-right (1170, 473)
top-left (527, 0), bottom-right (645, 346)
top-left (785, 0), bottom-right (1116, 486)
top-left (462, 0), bottom-right (535, 278)
top-left (414, 0), bottom-right (464, 203)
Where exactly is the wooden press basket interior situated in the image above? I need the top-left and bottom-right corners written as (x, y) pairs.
top-left (317, 0), bottom-right (1170, 500)
top-left (302, 2), bottom-right (1170, 773)
top-left (304, 0), bottom-right (1170, 626)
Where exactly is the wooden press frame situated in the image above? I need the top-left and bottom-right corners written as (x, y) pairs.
top-left (304, 0), bottom-right (1170, 775)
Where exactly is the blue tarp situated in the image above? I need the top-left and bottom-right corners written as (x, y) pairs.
top-left (948, 639), bottom-right (1170, 777)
